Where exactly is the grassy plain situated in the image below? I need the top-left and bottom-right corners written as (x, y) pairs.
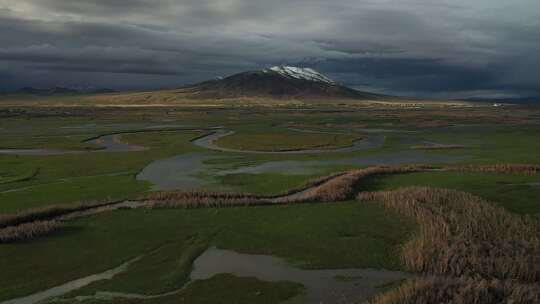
top-left (215, 127), bottom-right (362, 151)
top-left (363, 172), bottom-right (540, 215)
top-left (1, 104), bottom-right (539, 303)
top-left (0, 202), bottom-right (414, 301)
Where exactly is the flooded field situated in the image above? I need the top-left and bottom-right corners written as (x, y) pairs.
top-left (136, 153), bottom-right (214, 190)
top-left (85, 134), bottom-right (147, 152)
top-left (3, 257), bottom-right (141, 304)
top-left (191, 247), bottom-right (410, 304)
top-left (4, 247), bottom-right (408, 304)
top-left (2, 107), bottom-right (538, 304)
top-left (137, 150), bottom-right (462, 191)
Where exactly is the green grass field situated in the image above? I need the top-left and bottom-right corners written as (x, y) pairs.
top-left (0, 202), bottom-right (414, 301)
top-left (1, 105), bottom-right (539, 303)
top-left (215, 127), bottom-right (363, 151)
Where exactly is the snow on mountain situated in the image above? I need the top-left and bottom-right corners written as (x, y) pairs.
top-left (263, 66), bottom-right (335, 84)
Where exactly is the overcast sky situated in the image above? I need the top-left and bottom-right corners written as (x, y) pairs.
top-left (1, 0), bottom-right (539, 98)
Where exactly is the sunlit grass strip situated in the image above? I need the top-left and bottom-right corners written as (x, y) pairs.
top-left (145, 191), bottom-right (265, 208)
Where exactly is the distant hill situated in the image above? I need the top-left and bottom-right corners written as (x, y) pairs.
top-left (14, 87), bottom-right (78, 95)
top-left (11, 87), bottom-right (115, 96)
top-left (3, 67), bottom-right (477, 107)
top-left (179, 66), bottom-right (382, 99)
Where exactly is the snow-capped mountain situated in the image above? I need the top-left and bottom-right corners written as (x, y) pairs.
top-left (181, 66), bottom-right (380, 99)
top-left (263, 66), bottom-right (335, 84)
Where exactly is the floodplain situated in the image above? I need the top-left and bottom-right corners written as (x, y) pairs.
top-left (1, 103), bottom-right (539, 303)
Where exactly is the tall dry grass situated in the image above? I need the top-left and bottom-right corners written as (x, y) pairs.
top-left (273, 165), bottom-right (431, 203)
top-left (361, 187), bottom-right (540, 303)
top-left (358, 187), bottom-right (540, 282)
top-left (0, 202), bottom-right (112, 228)
top-left (145, 191), bottom-right (266, 208)
top-left (370, 276), bottom-right (540, 304)
top-left (145, 165), bottom-right (432, 208)
top-left (0, 220), bottom-right (60, 243)
top-left (265, 171), bottom-right (347, 198)
top-left (0, 201), bottom-right (125, 242)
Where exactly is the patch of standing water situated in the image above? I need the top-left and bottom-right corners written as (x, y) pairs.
top-left (138, 150), bottom-right (462, 191)
top-left (225, 150), bottom-right (460, 175)
top-left (5, 248), bottom-right (409, 304)
top-left (136, 153), bottom-right (214, 191)
top-left (220, 160), bottom-right (322, 176)
top-left (1, 257), bottom-right (141, 304)
top-left (191, 247), bottom-right (410, 304)
top-left (85, 134), bottom-right (147, 152)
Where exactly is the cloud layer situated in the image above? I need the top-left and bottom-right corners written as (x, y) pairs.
top-left (1, 0), bottom-right (539, 98)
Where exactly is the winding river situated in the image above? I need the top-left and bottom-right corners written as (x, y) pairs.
top-left (0, 134), bottom-right (146, 155)
top-left (0, 126), bottom-right (464, 193)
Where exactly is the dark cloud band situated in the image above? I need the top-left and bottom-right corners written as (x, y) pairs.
top-left (0, 0), bottom-right (538, 98)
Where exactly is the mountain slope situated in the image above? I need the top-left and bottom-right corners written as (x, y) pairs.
top-left (180, 66), bottom-right (381, 99)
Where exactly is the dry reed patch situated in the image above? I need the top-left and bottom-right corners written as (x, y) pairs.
top-left (297, 165), bottom-right (431, 202)
top-left (145, 165), bottom-right (432, 207)
top-left (370, 276), bottom-right (540, 304)
top-left (266, 171), bottom-right (347, 198)
top-left (0, 221), bottom-right (60, 243)
top-left (358, 187), bottom-right (540, 282)
top-left (145, 191), bottom-right (266, 208)
top-left (0, 202), bottom-right (112, 228)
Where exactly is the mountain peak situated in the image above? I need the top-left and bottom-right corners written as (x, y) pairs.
top-left (181, 66), bottom-right (380, 100)
top-left (263, 66), bottom-right (335, 84)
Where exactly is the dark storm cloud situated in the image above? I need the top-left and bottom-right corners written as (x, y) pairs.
top-left (0, 0), bottom-right (539, 98)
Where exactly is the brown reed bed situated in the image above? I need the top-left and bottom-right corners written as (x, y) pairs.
top-left (370, 276), bottom-right (540, 304)
top-left (264, 171), bottom-right (347, 198)
top-left (358, 187), bottom-right (540, 282)
top-left (3, 163), bottom-right (539, 246)
top-left (273, 165), bottom-right (432, 203)
top-left (144, 165), bottom-right (433, 208)
top-left (360, 187), bottom-right (540, 303)
top-left (145, 191), bottom-right (267, 208)
top-left (0, 202), bottom-right (114, 229)
top-left (0, 220), bottom-right (60, 243)
top-left (144, 163), bottom-right (540, 208)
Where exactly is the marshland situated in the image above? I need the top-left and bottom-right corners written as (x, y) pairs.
top-left (4, 0), bottom-right (540, 301)
top-left (0, 104), bottom-right (539, 304)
